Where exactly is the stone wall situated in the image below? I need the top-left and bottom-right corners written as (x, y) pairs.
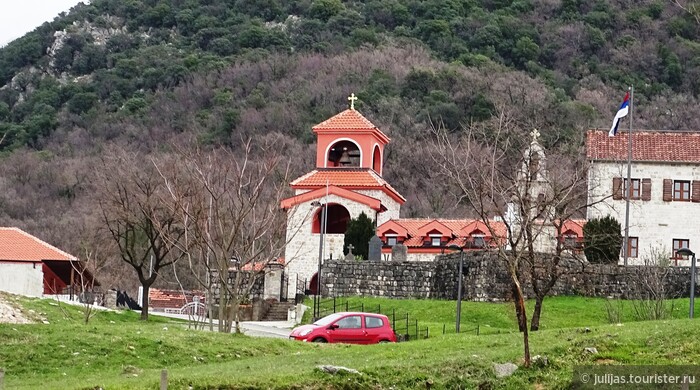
top-left (321, 251), bottom-right (694, 301)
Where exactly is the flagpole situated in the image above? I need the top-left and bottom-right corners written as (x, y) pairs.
top-left (623, 86), bottom-right (633, 266)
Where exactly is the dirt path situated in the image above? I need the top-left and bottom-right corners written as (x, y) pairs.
top-left (0, 294), bottom-right (32, 324)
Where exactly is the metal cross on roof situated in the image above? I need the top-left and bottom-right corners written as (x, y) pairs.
top-left (347, 244), bottom-right (354, 254)
top-left (348, 93), bottom-right (358, 110)
top-left (530, 128), bottom-right (540, 142)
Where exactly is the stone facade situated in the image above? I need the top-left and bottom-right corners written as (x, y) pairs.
top-left (588, 160), bottom-right (700, 264)
top-left (320, 251), bottom-right (695, 301)
top-left (284, 191), bottom-right (400, 297)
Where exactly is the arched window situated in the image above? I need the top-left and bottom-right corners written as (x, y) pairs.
top-left (372, 145), bottom-right (381, 173)
top-left (312, 204), bottom-right (351, 234)
top-left (326, 140), bottom-right (361, 167)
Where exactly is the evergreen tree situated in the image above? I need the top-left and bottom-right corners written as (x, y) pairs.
top-left (343, 212), bottom-right (375, 260)
top-left (583, 216), bottom-right (622, 263)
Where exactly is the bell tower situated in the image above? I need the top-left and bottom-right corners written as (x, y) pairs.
top-left (313, 93), bottom-right (390, 175)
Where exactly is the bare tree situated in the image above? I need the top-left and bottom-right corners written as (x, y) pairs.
top-left (631, 246), bottom-right (677, 321)
top-left (95, 149), bottom-right (184, 320)
top-left (432, 109), bottom-right (606, 365)
top-left (71, 222), bottom-right (113, 324)
top-left (156, 138), bottom-right (299, 333)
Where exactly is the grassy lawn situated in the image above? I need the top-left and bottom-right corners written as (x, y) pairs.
top-left (1, 293), bottom-right (697, 389)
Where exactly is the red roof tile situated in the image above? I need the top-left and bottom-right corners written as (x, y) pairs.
top-left (149, 288), bottom-right (206, 309)
top-left (291, 168), bottom-right (406, 203)
top-left (0, 227), bottom-right (77, 262)
top-left (377, 219), bottom-right (508, 248)
top-left (313, 109), bottom-right (378, 130)
top-left (281, 186), bottom-right (383, 210)
top-left (587, 130), bottom-right (700, 162)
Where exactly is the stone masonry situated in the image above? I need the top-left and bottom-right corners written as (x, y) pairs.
top-left (321, 251), bottom-right (695, 301)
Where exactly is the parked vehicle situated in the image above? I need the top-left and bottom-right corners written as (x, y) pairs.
top-left (289, 312), bottom-right (397, 344)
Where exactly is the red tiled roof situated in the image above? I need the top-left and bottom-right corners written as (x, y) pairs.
top-left (0, 227), bottom-right (77, 262)
top-left (149, 288), bottom-right (205, 309)
top-left (587, 130), bottom-right (700, 162)
top-left (240, 257), bottom-right (285, 272)
top-left (281, 186), bottom-right (384, 211)
top-left (291, 168), bottom-right (406, 203)
top-left (561, 219), bottom-right (586, 237)
top-left (377, 219), bottom-right (508, 248)
top-left (313, 109), bottom-right (378, 130)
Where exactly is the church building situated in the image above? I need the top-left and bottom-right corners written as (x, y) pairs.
top-left (280, 95), bottom-right (405, 296)
top-left (280, 98), bottom-right (586, 299)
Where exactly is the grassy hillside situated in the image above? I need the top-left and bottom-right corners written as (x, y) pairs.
top-left (2, 293), bottom-right (699, 389)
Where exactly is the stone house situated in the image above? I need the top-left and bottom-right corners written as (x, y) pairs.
top-left (586, 130), bottom-right (700, 265)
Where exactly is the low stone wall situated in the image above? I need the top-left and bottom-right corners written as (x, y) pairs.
top-left (321, 251), bottom-right (694, 301)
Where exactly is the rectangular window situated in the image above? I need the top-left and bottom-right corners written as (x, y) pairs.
top-left (624, 179), bottom-right (641, 200)
top-left (364, 315), bottom-right (385, 329)
top-left (674, 181), bottom-right (691, 201)
top-left (471, 235), bottom-right (486, 248)
top-left (564, 234), bottom-right (578, 249)
top-left (673, 239), bottom-right (690, 259)
top-left (431, 236), bottom-right (442, 246)
top-left (386, 236), bottom-right (397, 246)
top-left (626, 237), bottom-right (638, 258)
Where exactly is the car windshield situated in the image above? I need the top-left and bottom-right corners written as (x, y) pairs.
top-left (313, 313), bottom-right (344, 326)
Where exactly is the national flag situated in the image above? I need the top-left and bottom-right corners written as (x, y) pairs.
top-left (609, 92), bottom-right (630, 137)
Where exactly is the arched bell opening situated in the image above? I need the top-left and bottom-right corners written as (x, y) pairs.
top-left (372, 145), bottom-right (382, 174)
top-left (326, 140), bottom-right (361, 168)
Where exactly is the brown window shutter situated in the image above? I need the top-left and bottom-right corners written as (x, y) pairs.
top-left (663, 179), bottom-right (672, 202)
top-left (612, 177), bottom-right (623, 200)
top-left (642, 178), bottom-right (652, 201)
top-left (693, 181), bottom-right (700, 203)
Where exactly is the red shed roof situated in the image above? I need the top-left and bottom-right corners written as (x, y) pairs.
top-left (587, 130), bottom-right (700, 162)
top-left (0, 227), bottom-right (77, 262)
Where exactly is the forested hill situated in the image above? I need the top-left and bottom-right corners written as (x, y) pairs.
top-left (0, 0), bottom-right (699, 285)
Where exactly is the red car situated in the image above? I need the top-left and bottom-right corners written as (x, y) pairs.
top-left (290, 312), bottom-right (397, 344)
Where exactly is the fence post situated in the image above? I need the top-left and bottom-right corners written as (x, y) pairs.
top-left (415, 319), bottom-right (418, 340)
top-left (378, 304), bottom-right (381, 314)
top-left (392, 309), bottom-right (395, 329)
top-left (405, 313), bottom-right (409, 335)
top-left (443, 324), bottom-right (446, 335)
top-left (333, 296), bottom-right (336, 313)
top-left (345, 301), bottom-right (348, 311)
top-left (361, 302), bottom-right (364, 312)
top-left (160, 369), bottom-right (168, 390)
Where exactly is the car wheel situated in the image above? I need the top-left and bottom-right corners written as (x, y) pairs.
top-left (378, 340), bottom-right (390, 344)
top-left (312, 337), bottom-right (327, 343)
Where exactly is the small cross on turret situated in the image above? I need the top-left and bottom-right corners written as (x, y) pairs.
top-left (348, 93), bottom-right (358, 110)
top-left (530, 128), bottom-right (540, 143)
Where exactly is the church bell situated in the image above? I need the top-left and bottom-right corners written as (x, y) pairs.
top-left (338, 148), bottom-right (352, 165)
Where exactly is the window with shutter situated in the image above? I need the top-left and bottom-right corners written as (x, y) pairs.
top-left (663, 179), bottom-right (672, 202)
top-left (693, 181), bottom-right (700, 203)
top-left (612, 177), bottom-right (623, 200)
top-left (641, 179), bottom-right (651, 201)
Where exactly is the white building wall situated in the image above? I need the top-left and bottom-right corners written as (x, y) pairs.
top-left (355, 189), bottom-right (402, 224)
top-left (587, 160), bottom-right (700, 264)
top-left (0, 262), bottom-right (44, 297)
top-left (284, 193), bottom-right (399, 297)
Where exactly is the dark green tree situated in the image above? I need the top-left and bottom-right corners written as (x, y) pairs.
top-left (343, 212), bottom-right (375, 260)
top-left (583, 216), bottom-right (622, 264)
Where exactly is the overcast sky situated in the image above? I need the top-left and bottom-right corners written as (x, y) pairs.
top-left (0, 0), bottom-right (85, 46)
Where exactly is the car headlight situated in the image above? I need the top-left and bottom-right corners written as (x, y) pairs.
top-left (299, 329), bottom-right (312, 337)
